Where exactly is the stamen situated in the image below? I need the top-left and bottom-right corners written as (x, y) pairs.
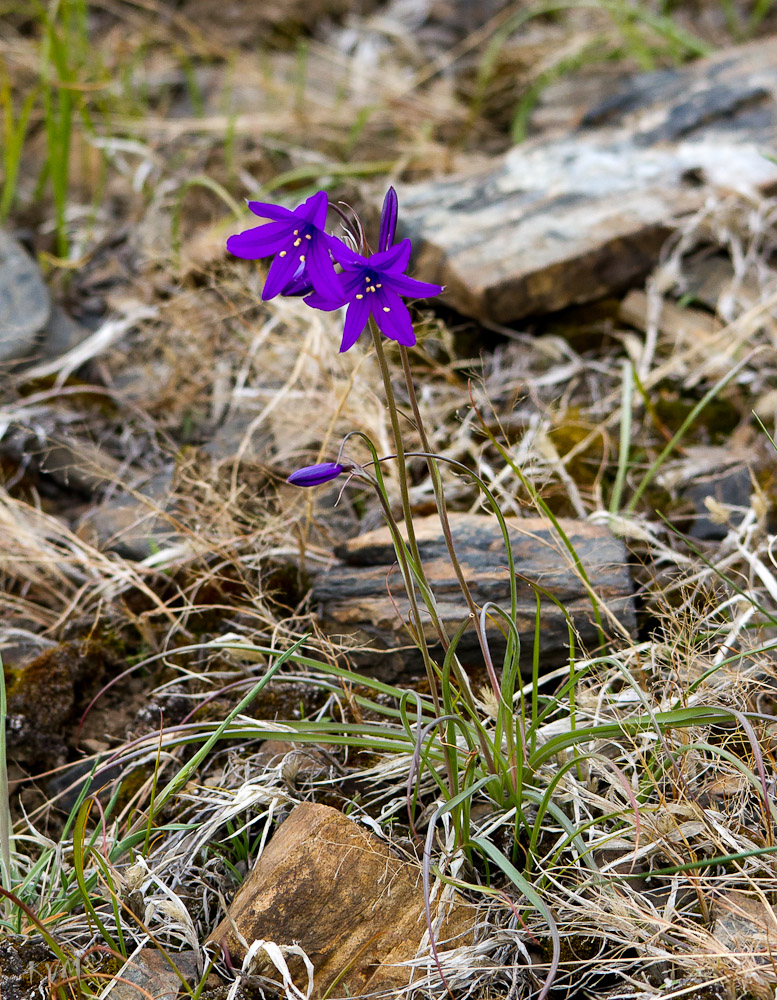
top-left (356, 294), bottom-right (364, 299)
top-left (293, 238), bottom-right (302, 247)
top-left (279, 250), bottom-right (287, 257)
top-left (383, 306), bottom-right (390, 312)
top-left (376, 283), bottom-right (382, 288)
top-left (299, 254), bottom-right (305, 262)
top-left (369, 286), bottom-right (376, 292)
top-left (305, 234), bottom-right (311, 240)
top-left (293, 229), bottom-right (299, 235)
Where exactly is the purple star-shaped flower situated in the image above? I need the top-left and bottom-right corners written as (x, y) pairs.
top-left (306, 239), bottom-right (443, 352)
top-left (226, 190), bottom-right (339, 301)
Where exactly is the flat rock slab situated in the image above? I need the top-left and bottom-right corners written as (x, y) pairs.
top-left (0, 229), bottom-right (50, 363)
top-left (207, 802), bottom-right (473, 999)
top-left (104, 948), bottom-right (200, 1000)
top-left (398, 37), bottom-right (777, 322)
top-left (312, 513), bottom-right (634, 679)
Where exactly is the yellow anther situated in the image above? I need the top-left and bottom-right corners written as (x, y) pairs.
top-left (293, 238), bottom-right (301, 247)
top-left (356, 293), bottom-right (364, 299)
top-left (299, 254), bottom-right (305, 262)
top-left (376, 283), bottom-right (382, 288)
top-left (305, 233), bottom-right (311, 239)
top-left (293, 229), bottom-right (299, 235)
top-left (383, 306), bottom-right (390, 312)
top-left (369, 285), bottom-right (376, 292)
top-left (279, 250), bottom-right (287, 257)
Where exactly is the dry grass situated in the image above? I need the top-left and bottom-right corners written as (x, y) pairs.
top-left (2, 2), bottom-right (777, 999)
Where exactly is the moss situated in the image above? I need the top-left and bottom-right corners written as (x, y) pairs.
top-left (114, 765), bottom-right (154, 809)
top-left (7, 641), bottom-right (105, 732)
top-left (653, 389), bottom-right (742, 445)
top-left (548, 411), bottom-right (606, 491)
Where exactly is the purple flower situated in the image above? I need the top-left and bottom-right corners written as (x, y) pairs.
top-left (287, 462), bottom-right (345, 487)
top-left (378, 187), bottom-right (398, 253)
top-left (226, 191), bottom-right (339, 301)
top-left (305, 239), bottom-right (443, 352)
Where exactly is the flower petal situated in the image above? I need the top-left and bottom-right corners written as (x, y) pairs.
top-left (340, 296), bottom-right (371, 352)
top-left (296, 190), bottom-right (329, 227)
top-left (327, 235), bottom-right (365, 267)
top-left (339, 268), bottom-right (369, 298)
top-left (382, 272), bottom-right (443, 300)
top-left (227, 221), bottom-right (291, 259)
top-left (262, 249), bottom-right (302, 300)
top-left (369, 238), bottom-right (412, 273)
top-left (305, 235), bottom-right (341, 299)
top-left (378, 186), bottom-right (398, 253)
top-left (374, 287), bottom-right (415, 346)
top-left (329, 237), bottom-right (367, 268)
top-left (287, 462), bottom-right (344, 487)
top-left (304, 288), bottom-right (346, 310)
top-left (247, 201), bottom-right (296, 222)
top-left (282, 273), bottom-right (315, 297)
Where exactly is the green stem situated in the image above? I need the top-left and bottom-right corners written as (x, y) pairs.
top-left (370, 320), bottom-right (421, 566)
top-left (0, 654), bottom-right (13, 910)
top-left (399, 346), bottom-right (507, 699)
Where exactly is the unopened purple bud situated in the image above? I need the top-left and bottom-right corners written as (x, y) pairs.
top-left (287, 462), bottom-right (345, 487)
top-left (378, 186), bottom-right (398, 253)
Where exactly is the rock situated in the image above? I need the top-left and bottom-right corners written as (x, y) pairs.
top-left (81, 500), bottom-right (178, 561)
top-left (104, 948), bottom-right (200, 1000)
top-left (618, 289), bottom-right (721, 344)
top-left (253, 739), bottom-right (333, 788)
top-left (686, 465), bottom-right (752, 541)
top-left (655, 444), bottom-right (754, 541)
top-left (5, 641), bottom-right (105, 772)
top-left (0, 410), bottom-right (183, 560)
top-left (0, 417), bottom-right (126, 496)
top-left (36, 303), bottom-right (92, 361)
top-left (0, 229), bottom-right (50, 363)
top-left (312, 513), bottom-right (634, 679)
top-left (203, 412), bottom-right (275, 467)
top-left (681, 253), bottom-right (773, 317)
top-left (46, 753), bottom-right (128, 814)
top-left (0, 936), bottom-right (55, 1000)
top-left (397, 37), bottom-right (777, 323)
top-left (78, 470), bottom-right (180, 561)
top-left (207, 802), bottom-right (473, 1000)
top-left (712, 891), bottom-right (777, 975)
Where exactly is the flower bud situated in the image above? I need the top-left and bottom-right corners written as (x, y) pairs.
top-left (378, 186), bottom-right (398, 253)
top-left (287, 462), bottom-right (345, 487)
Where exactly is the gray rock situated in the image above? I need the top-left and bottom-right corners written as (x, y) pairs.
top-left (203, 411), bottom-right (274, 465)
top-left (313, 513), bottom-right (635, 679)
top-left (397, 36), bottom-right (777, 322)
top-left (79, 470), bottom-right (180, 561)
top-left (686, 466), bottom-right (752, 541)
top-left (37, 303), bottom-right (92, 361)
top-left (0, 229), bottom-right (50, 362)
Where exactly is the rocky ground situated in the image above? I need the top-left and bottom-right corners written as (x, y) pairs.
top-left (3, 2), bottom-right (777, 999)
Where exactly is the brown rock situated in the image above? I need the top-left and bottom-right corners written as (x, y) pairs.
top-left (207, 803), bottom-right (473, 999)
top-left (398, 37), bottom-right (777, 322)
top-left (104, 948), bottom-right (200, 1000)
top-left (712, 890), bottom-right (777, 996)
top-left (312, 513), bottom-right (634, 679)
